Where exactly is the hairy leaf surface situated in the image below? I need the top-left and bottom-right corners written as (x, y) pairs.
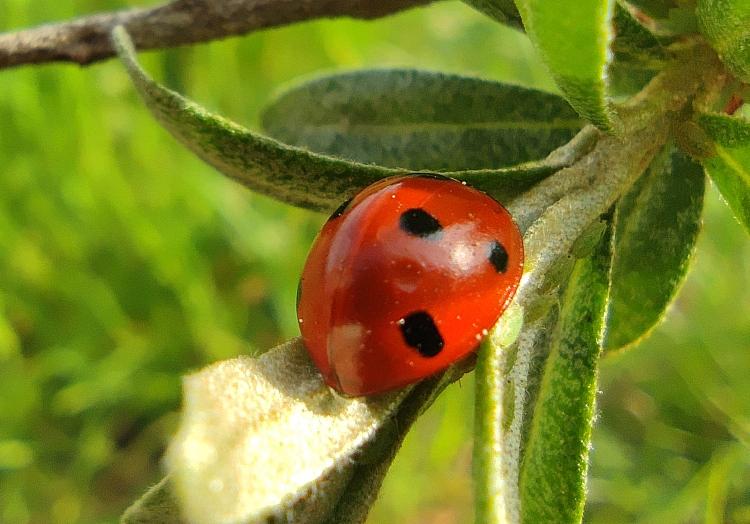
top-left (163, 338), bottom-right (407, 524)
top-left (604, 146), bottom-right (705, 350)
top-left (697, 0), bottom-right (750, 82)
top-left (514, 0), bottom-right (615, 129)
top-left (123, 337), bottom-right (473, 524)
top-left (262, 69), bottom-right (582, 171)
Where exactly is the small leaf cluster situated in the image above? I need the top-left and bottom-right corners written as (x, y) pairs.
top-left (113, 0), bottom-right (750, 521)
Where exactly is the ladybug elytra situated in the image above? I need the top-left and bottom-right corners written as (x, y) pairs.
top-left (297, 175), bottom-right (524, 396)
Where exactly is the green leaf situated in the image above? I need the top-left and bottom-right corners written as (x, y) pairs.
top-left (111, 26), bottom-right (402, 212)
top-left (473, 303), bottom-right (526, 523)
top-left (514, 0), bottom-right (615, 129)
top-left (612, 3), bottom-right (665, 63)
top-left (519, 222), bottom-right (612, 524)
top-left (121, 478), bottom-right (183, 524)
top-left (604, 146), bottom-right (705, 351)
top-left (462, 0), bottom-right (524, 29)
top-left (262, 69), bottom-right (583, 171)
top-left (112, 27), bottom-right (592, 211)
top-left (609, 3), bottom-right (666, 96)
top-left (697, 0), bottom-right (750, 82)
top-left (698, 112), bottom-right (750, 234)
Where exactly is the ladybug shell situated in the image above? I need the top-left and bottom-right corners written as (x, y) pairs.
top-left (297, 175), bottom-right (524, 396)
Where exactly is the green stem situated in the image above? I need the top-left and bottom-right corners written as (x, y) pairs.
top-left (474, 315), bottom-right (554, 524)
top-left (518, 226), bottom-right (612, 523)
top-left (473, 42), bottom-right (726, 524)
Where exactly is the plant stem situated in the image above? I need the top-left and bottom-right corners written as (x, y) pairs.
top-left (473, 43), bottom-right (726, 524)
top-left (474, 316), bottom-right (553, 524)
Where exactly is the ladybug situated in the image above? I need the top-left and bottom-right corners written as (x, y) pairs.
top-left (297, 174), bottom-right (524, 396)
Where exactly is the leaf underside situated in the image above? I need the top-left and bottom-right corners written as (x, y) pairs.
top-left (162, 338), bottom-right (409, 524)
top-left (604, 145), bottom-right (705, 351)
top-left (122, 337), bottom-right (472, 524)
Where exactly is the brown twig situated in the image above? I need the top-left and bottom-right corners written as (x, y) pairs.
top-left (0, 0), bottom-right (436, 70)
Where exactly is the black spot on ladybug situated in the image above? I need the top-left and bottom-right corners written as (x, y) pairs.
top-left (399, 311), bottom-right (444, 357)
top-left (328, 198), bottom-right (353, 222)
top-left (400, 208), bottom-right (443, 238)
top-left (489, 240), bottom-right (509, 273)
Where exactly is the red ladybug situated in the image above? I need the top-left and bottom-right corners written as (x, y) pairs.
top-left (297, 175), bottom-right (524, 396)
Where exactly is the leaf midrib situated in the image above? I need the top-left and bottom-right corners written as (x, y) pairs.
top-left (715, 143), bottom-right (750, 186)
top-left (274, 119), bottom-right (584, 134)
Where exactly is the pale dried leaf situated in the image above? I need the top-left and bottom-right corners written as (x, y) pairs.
top-left (165, 339), bottom-right (407, 524)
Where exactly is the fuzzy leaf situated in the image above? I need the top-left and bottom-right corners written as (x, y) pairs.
top-left (262, 69), bottom-right (582, 171)
top-left (164, 338), bottom-right (408, 524)
top-left (160, 337), bottom-right (474, 524)
top-left (604, 146), bottom-right (705, 351)
top-left (112, 27), bottom-right (591, 211)
top-left (697, 0), bottom-right (750, 82)
top-left (519, 222), bottom-right (612, 524)
top-left (698, 113), bottom-right (750, 234)
top-left (514, 0), bottom-right (615, 129)
top-left (462, 0), bottom-right (524, 29)
top-left (111, 26), bottom-right (401, 212)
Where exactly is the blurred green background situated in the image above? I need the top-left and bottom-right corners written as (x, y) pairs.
top-left (0, 1), bottom-right (748, 522)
